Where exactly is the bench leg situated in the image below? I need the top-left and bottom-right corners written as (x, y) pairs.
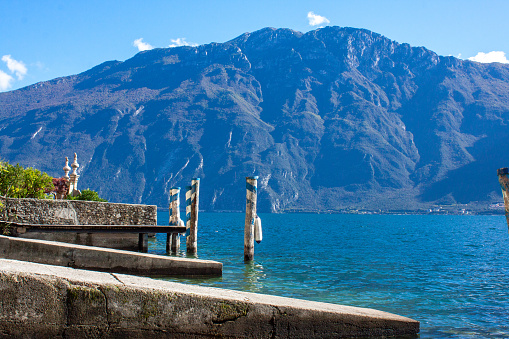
top-left (171, 233), bottom-right (180, 253)
top-left (138, 233), bottom-right (148, 252)
top-left (166, 233), bottom-right (171, 253)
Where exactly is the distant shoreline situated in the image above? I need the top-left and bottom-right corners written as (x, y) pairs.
top-left (156, 207), bottom-right (506, 216)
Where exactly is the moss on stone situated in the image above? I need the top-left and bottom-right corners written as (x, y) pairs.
top-left (141, 298), bottom-right (160, 321)
top-left (67, 285), bottom-right (104, 303)
top-left (213, 301), bottom-right (249, 323)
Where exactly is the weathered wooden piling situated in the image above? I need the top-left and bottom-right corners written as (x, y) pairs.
top-left (497, 168), bottom-right (509, 212)
top-left (497, 168), bottom-right (509, 229)
top-left (186, 178), bottom-right (200, 255)
top-left (168, 187), bottom-right (181, 253)
top-left (185, 185), bottom-right (192, 238)
top-left (244, 176), bottom-right (258, 262)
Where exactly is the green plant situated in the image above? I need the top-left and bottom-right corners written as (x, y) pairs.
top-left (1, 224), bottom-right (10, 235)
top-left (0, 161), bottom-right (54, 199)
top-left (0, 201), bottom-right (8, 235)
top-left (67, 189), bottom-right (107, 202)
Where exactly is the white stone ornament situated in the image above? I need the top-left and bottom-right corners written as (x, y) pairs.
top-left (71, 153), bottom-right (79, 175)
top-left (63, 157), bottom-right (71, 180)
top-left (68, 153), bottom-right (81, 196)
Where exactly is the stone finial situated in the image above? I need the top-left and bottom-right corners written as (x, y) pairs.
top-left (71, 152), bottom-right (79, 175)
top-left (63, 157), bottom-right (71, 180)
top-left (68, 153), bottom-right (81, 196)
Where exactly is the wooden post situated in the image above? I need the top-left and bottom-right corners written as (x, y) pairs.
top-left (187, 178), bottom-right (200, 255)
top-left (244, 176), bottom-right (258, 262)
top-left (185, 185), bottom-right (193, 254)
top-left (497, 168), bottom-right (509, 229)
top-left (185, 185), bottom-right (192, 237)
top-left (168, 187), bottom-right (181, 253)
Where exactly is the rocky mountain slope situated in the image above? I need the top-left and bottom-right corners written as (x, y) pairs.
top-left (1, 26), bottom-right (509, 212)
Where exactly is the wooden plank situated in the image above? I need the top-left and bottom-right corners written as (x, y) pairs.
top-left (0, 221), bottom-right (185, 234)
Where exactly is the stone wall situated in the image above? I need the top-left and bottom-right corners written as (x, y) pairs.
top-left (0, 196), bottom-right (157, 225)
top-left (0, 197), bottom-right (157, 250)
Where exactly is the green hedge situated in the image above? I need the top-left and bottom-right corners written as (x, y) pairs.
top-left (67, 189), bottom-right (108, 202)
top-left (0, 162), bottom-right (54, 199)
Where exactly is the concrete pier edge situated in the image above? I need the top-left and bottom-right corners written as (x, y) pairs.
top-left (0, 235), bottom-right (222, 277)
top-left (0, 258), bottom-right (419, 338)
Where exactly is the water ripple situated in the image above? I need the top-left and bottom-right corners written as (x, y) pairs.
top-left (152, 213), bottom-right (509, 338)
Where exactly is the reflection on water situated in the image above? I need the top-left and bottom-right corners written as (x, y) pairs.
top-left (166, 274), bottom-right (224, 286)
top-left (242, 262), bottom-right (265, 293)
top-left (148, 234), bottom-right (188, 257)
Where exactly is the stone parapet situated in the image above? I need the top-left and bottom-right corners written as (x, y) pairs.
top-left (0, 197), bottom-right (157, 250)
top-left (0, 196), bottom-right (157, 226)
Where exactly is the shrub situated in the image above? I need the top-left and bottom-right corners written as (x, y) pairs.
top-left (67, 189), bottom-right (107, 202)
top-left (0, 161), bottom-right (54, 199)
top-left (52, 177), bottom-right (69, 197)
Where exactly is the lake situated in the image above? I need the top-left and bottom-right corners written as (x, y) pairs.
top-left (152, 212), bottom-right (509, 338)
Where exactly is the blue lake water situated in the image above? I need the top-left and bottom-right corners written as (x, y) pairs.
top-left (152, 212), bottom-right (509, 338)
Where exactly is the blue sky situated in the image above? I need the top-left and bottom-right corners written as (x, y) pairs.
top-left (1, 0), bottom-right (508, 92)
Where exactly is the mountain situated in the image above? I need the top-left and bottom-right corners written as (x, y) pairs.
top-left (1, 26), bottom-right (509, 213)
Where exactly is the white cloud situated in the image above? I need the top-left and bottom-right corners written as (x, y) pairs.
top-left (468, 51), bottom-right (509, 64)
top-left (33, 61), bottom-right (46, 71)
top-left (133, 38), bottom-right (154, 51)
top-left (0, 70), bottom-right (14, 91)
top-left (1, 55), bottom-right (27, 80)
top-left (168, 38), bottom-right (198, 48)
top-left (307, 11), bottom-right (330, 26)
